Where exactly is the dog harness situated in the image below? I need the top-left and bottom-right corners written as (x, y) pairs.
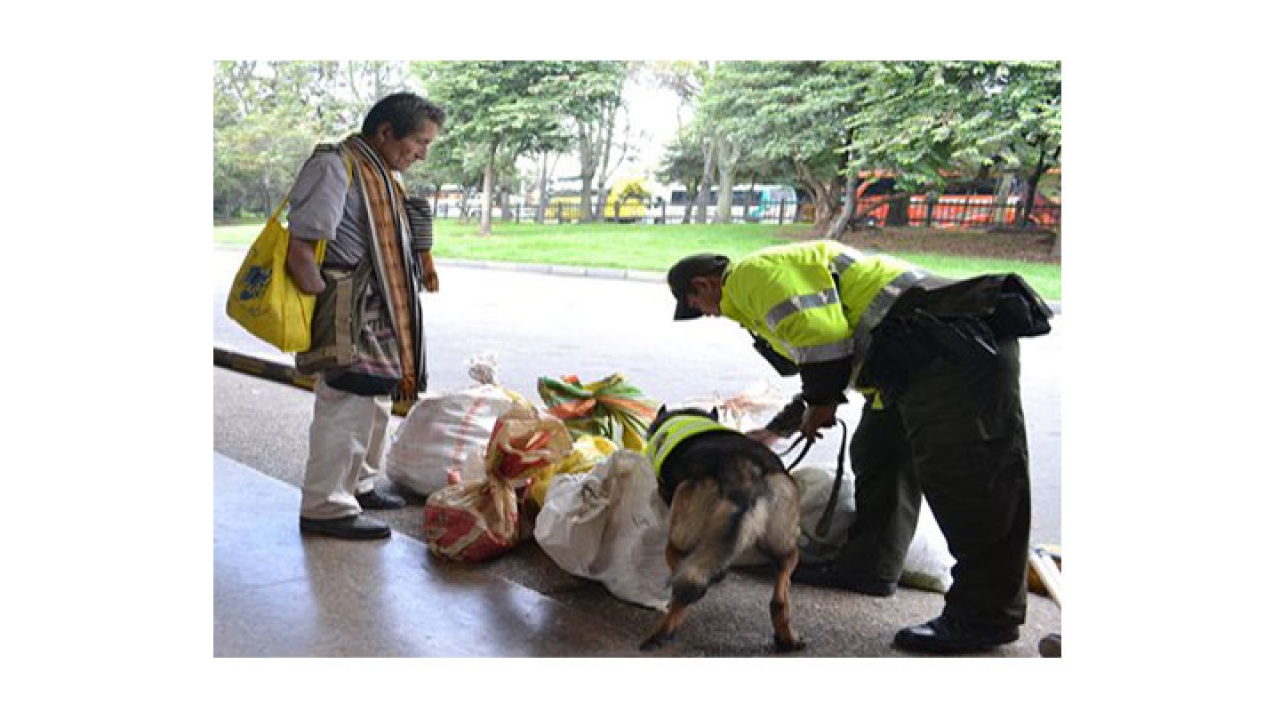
top-left (646, 415), bottom-right (737, 503)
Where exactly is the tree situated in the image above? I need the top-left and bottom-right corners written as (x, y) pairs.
top-left (531, 62), bottom-right (629, 223)
top-left (212, 61), bottom-right (424, 219)
top-left (847, 61), bottom-right (1061, 230)
top-left (657, 127), bottom-right (708, 224)
top-left (415, 61), bottom-right (568, 235)
top-left (649, 61), bottom-right (717, 223)
top-left (694, 61), bottom-right (873, 234)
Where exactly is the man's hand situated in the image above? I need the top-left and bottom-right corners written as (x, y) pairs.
top-left (800, 404), bottom-right (837, 440)
top-left (421, 251), bottom-right (440, 293)
top-left (286, 235), bottom-right (326, 295)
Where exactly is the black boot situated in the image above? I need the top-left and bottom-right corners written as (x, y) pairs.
top-left (790, 563), bottom-right (897, 596)
top-left (893, 615), bottom-right (1019, 654)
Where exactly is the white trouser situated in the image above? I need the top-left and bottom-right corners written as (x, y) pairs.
top-left (300, 376), bottom-right (391, 520)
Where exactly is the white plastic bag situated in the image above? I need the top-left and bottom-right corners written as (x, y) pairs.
top-left (900, 500), bottom-right (955, 593)
top-left (534, 450), bottom-right (671, 610)
top-left (386, 356), bottom-right (522, 496)
top-left (792, 466), bottom-right (956, 593)
top-left (679, 378), bottom-right (789, 432)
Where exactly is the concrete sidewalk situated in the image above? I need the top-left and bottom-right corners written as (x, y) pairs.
top-left (214, 449), bottom-right (1061, 658)
top-left (215, 453), bottom-right (644, 657)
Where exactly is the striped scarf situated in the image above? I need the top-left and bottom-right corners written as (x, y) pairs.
top-left (342, 134), bottom-right (425, 401)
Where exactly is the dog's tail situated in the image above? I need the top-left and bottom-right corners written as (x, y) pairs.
top-left (668, 473), bottom-right (785, 607)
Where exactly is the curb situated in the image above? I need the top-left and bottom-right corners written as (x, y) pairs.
top-left (434, 258), bottom-right (1061, 314)
top-left (214, 245), bottom-right (1059, 313)
top-left (436, 257), bottom-right (665, 284)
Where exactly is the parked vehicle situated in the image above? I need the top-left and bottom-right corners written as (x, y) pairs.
top-left (854, 174), bottom-right (1060, 229)
top-left (746, 185), bottom-right (799, 222)
top-left (799, 172), bottom-right (1060, 229)
top-left (545, 177), bottom-right (650, 222)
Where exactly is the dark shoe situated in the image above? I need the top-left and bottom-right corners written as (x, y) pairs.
top-left (1038, 632), bottom-right (1062, 658)
top-left (893, 615), bottom-right (1019, 654)
top-left (790, 564), bottom-right (897, 596)
top-left (356, 487), bottom-right (406, 510)
top-left (299, 514), bottom-right (391, 540)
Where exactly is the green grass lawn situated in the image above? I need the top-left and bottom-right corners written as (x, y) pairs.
top-left (214, 218), bottom-right (1060, 301)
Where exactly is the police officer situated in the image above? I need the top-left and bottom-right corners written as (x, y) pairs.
top-left (666, 240), bottom-right (1052, 654)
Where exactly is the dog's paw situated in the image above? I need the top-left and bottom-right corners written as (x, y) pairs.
top-left (774, 636), bottom-right (807, 653)
top-left (640, 633), bottom-right (673, 651)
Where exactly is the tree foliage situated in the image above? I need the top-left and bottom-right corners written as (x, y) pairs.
top-left (214, 60), bottom-right (1061, 233)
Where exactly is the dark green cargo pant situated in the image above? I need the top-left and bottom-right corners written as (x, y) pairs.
top-left (840, 337), bottom-right (1030, 628)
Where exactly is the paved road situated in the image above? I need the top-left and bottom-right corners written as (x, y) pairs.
top-left (213, 246), bottom-right (1061, 545)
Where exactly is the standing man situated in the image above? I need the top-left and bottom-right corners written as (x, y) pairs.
top-left (665, 240), bottom-right (1052, 654)
top-left (285, 92), bottom-right (446, 540)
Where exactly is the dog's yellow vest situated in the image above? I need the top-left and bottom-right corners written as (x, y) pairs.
top-left (645, 415), bottom-right (736, 495)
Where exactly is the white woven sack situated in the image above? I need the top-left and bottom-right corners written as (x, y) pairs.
top-left (534, 451), bottom-right (672, 610)
top-left (386, 384), bottom-right (518, 496)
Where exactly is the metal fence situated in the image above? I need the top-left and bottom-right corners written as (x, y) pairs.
top-left (428, 196), bottom-right (1060, 230)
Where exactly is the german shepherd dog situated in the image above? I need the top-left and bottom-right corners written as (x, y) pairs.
top-left (641, 406), bottom-right (805, 652)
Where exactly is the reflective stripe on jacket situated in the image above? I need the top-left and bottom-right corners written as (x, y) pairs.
top-left (719, 240), bottom-right (919, 376)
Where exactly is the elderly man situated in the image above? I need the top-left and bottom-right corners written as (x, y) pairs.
top-left (285, 92), bottom-right (446, 540)
top-left (665, 240), bottom-right (1052, 654)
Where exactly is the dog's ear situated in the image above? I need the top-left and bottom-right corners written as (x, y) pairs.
top-left (710, 407), bottom-right (719, 422)
top-left (657, 404), bottom-right (667, 417)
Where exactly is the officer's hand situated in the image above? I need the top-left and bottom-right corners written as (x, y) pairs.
top-left (800, 404), bottom-right (837, 440)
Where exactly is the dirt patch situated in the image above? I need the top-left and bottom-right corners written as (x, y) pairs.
top-left (777, 225), bottom-right (1060, 265)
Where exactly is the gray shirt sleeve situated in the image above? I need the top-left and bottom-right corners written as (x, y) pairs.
top-left (287, 151), bottom-right (350, 241)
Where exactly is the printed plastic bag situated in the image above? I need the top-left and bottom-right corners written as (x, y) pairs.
top-left (424, 405), bottom-right (573, 562)
top-left (534, 450), bottom-right (671, 610)
top-left (386, 356), bottom-right (525, 497)
top-left (537, 374), bottom-right (659, 451)
top-left (225, 201), bottom-right (325, 353)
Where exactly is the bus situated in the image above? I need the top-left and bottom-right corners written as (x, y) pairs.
top-left (544, 177), bottom-right (650, 222)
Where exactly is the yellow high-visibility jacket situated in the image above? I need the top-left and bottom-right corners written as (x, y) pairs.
top-left (719, 240), bottom-right (924, 401)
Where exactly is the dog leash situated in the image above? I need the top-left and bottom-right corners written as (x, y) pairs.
top-left (777, 418), bottom-right (849, 538)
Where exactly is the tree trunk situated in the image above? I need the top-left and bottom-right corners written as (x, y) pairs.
top-left (577, 122), bottom-right (598, 224)
top-left (825, 163), bottom-right (860, 240)
top-left (795, 157), bottom-right (844, 234)
top-left (1018, 144), bottom-right (1049, 228)
top-left (535, 153), bottom-right (550, 223)
top-left (694, 137), bottom-right (715, 224)
top-left (480, 141), bottom-right (497, 236)
top-left (713, 136), bottom-right (739, 224)
top-left (681, 178), bottom-right (697, 224)
top-left (594, 102), bottom-right (618, 221)
top-left (994, 173), bottom-right (1015, 227)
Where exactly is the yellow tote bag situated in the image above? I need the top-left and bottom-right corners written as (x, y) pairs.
top-left (225, 196), bottom-right (326, 353)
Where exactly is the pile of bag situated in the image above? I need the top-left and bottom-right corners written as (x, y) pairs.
top-left (537, 374), bottom-right (659, 451)
top-left (389, 362), bottom-right (662, 566)
top-left (389, 369), bottom-right (956, 604)
top-left (386, 356), bottom-right (526, 498)
top-left (423, 403), bottom-right (574, 561)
